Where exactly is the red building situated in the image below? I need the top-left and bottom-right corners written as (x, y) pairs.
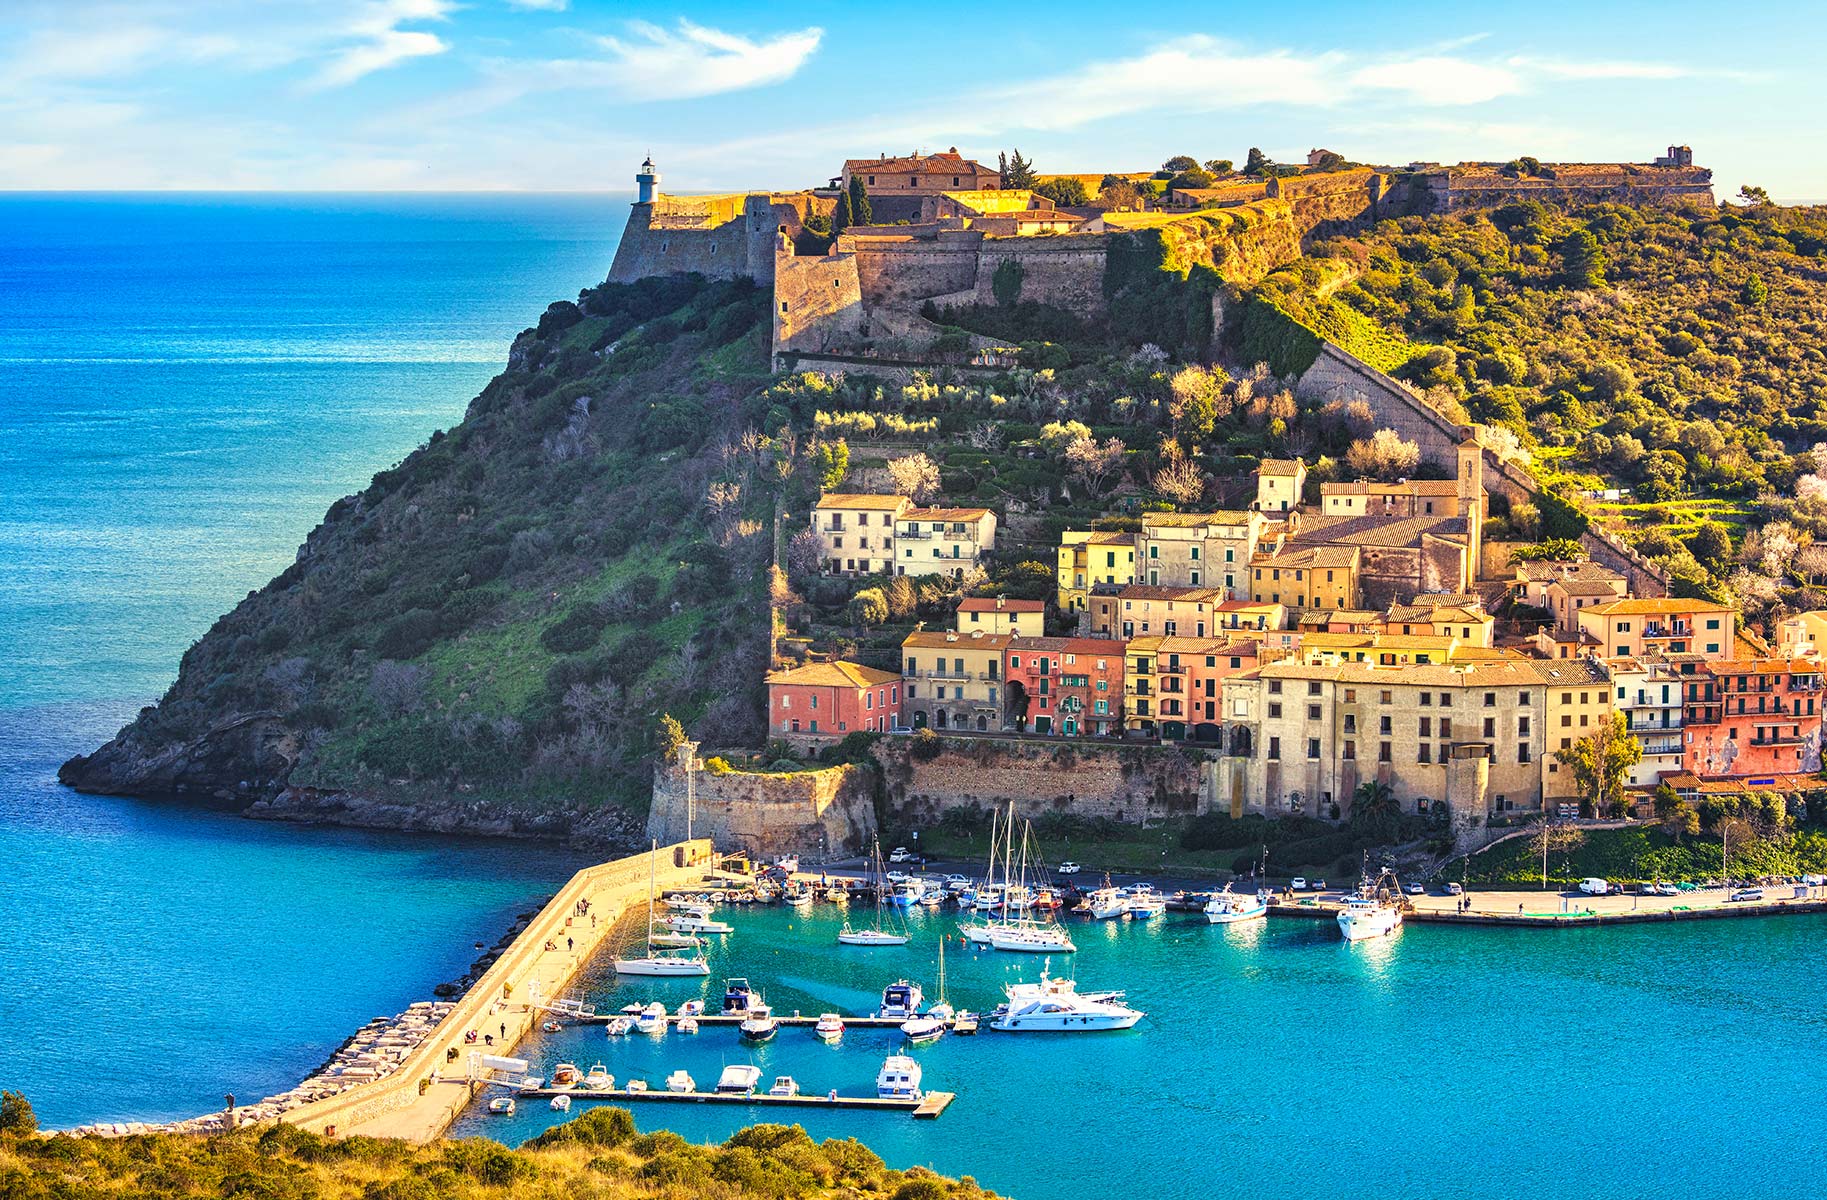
top-left (1682, 657), bottom-right (1825, 777)
top-left (765, 660), bottom-right (903, 749)
top-left (1148, 635), bottom-right (1265, 738)
top-left (1003, 637), bottom-right (1125, 737)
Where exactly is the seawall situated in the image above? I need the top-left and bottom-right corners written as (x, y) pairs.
top-left (648, 743), bottom-right (877, 859)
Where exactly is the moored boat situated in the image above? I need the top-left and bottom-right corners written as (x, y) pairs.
top-left (583, 1063), bottom-right (612, 1090)
top-left (878, 979), bottom-right (924, 1019)
top-left (1204, 884), bottom-right (1269, 925)
top-left (768, 1075), bottom-right (801, 1097)
top-left (900, 1015), bottom-right (945, 1044)
top-left (551, 1062), bottom-right (581, 1086)
top-left (1337, 865), bottom-right (1405, 942)
top-left (721, 978), bottom-right (760, 1013)
top-left (716, 1064), bottom-right (762, 1095)
top-left (952, 1011), bottom-right (979, 1035)
top-left (487, 1096), bottom-right (515, 1115)
top-left (666, 1069), bottom-right (696, 1093)
top-left (813, 1013), bottom-right (845, 1041)
top-left (988, 964), bottom-right (1144, 1032)
top-left (739, 1004), bottom-right (779, 1042)
top-left (549, 1093), bottom-right (571, 1112)
top-left (635, 1002), bottom-right (667, 1034)
top-left (876, 1054), bottom-right (923, 1100)
top-left (677, 1016), bottom-right (699, 1035)
top-left (616, 841), bottom-right (715, 976)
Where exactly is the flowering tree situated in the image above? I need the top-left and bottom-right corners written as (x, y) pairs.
top-left (886, 451), bottom-right (941, 502)
top-left (1065, 434), bottom-right (1128, 497)
top-left (1345, 428), bottom-right (1422, 480)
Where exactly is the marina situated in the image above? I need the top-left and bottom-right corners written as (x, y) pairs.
top-left (514, 1085), bottom-right (955, 1117)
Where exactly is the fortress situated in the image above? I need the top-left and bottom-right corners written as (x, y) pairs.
top-left (606, 147), bottom-right (1713, 367)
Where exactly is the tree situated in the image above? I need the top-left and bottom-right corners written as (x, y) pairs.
top-left (832, 189), bottom-right (854, 236)
top-left (884, 575), bottom-right (918, 619)
top-left (810, 439), bottom-right (849, 491)
top-left (1741, 275), bottom-right (1770, 307)
top-left (1064, 434), bottom-right (1128, 497)
top-left (1204, 158), bottom-right (1234, 174)
top-left (1344, 428), bottom-right (1422, 480)
top-left (849, 587), bottom-right (889, 626)
top-left (1559, 228), bottom-right (1607, 289)
top-left (999, 149), bottom-right (1038, 189)
top-left (1554, 713), bottom-right (1642, 819)
top-left (886, 451), bottom-right (941, 502)
top-left (1737, 184), bottom-right (1773, 207)
top-left (1037, 419), bottom-right (1092, 455)
top-left (655, 713), bottom-right (687, 760)
top-left (1033, 177), bottom-right (1089, 207)
top-left (0, 1091), bottom-right (35, 1136)
top-left (1243, 147), bottom-right (1270, 176)
top-left (1094, 181), bottom-right (1142, 211)
top-left (848, 175), bottom-right (873, 227)
top-left (1167, 168), bottom-right (1217, 192)
top-left (1352, 779), bottom-right (1400, 820)
top-left (1687, 522), bottom-right (1733, 570)
top-left (1160, 154), bottom-right (1199, 174)
top-left (1151, 445), bottom-right (1207, 506)
top-left (1168, 364), bottom-right (1225, 439)
top-left (787, 527), bottom-right (825, 577)
top-left (1308, 149), bottom-right (1346, 171)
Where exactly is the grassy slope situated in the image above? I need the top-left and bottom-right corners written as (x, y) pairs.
top-left (0, 1112), bottom-right (1001, 1200)
top-left (1464, 824), bottom-right (1827, 886)
top-left (70, 274), bottom-right (785, 821)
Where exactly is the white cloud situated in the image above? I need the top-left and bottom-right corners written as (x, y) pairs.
top-left (311, 0), bottom-right (454, 89)
top-left (506, 0), bottom-right (569, 9)
top-left (591, 19), bottom-right (822, 101)
top-left (1350, 56), bottom-right (1524, 105)
top-left (1506, 57), bottom-right (1693, 81)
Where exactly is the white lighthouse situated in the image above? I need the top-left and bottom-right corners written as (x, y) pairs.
top-left (635, 154), bottom-right (660, 204)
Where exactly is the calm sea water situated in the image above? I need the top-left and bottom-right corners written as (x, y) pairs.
top-left (455, 897), bottom-right (1827, 1199)
top-left (0, 194), bottom-right (621, 1126)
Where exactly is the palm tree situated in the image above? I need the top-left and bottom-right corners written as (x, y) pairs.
top-left (1353, 780), bottom-right (1400, 821)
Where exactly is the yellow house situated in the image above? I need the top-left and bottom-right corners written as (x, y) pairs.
top-left (956, 596), bottom-right (1045, 638)
top-left (1380, 602), bottom-right (1495, 648)
top-left (1535, 657), bottom-right (1613, 810)
top-left (1124, 637), bottom-right (1162, 736)
top-left (1056, 529), bottom-right (1136, 611)
top-left (1250, 546), bottom-right (1359, 611)
top-left (900, 629), bottom-right (1013, 732)
top-left (812, 493), bottom-right (909, 576)
top-left (1297, 631), bottom-right (1463, 666)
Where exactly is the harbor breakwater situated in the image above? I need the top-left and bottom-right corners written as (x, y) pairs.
top-left (70, 839), bottom-right (715, 1142)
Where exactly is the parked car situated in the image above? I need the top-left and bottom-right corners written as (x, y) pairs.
top-left (1405, 883), bottom-right (1425, 895)
top-left (884, 870), bottom-right (910, 884)
top-left (1577, 878), bottom-right (1611, 896)
top-left (1057, 862), bottom-right (1082, 876)
top-left (1652, 882), bottom-right (1680, 896)
top-left (1730, 887), bottom-right (1765, 902)
top-left (888, 847), bottom-right (915, 863)
top-left (1313, 879), bottom-right (1326, 891)
top-left (1290, 877), bottom-right (1309, 891)
top-left (942, 873), bottom-right (970, 890)
top-left (1445, 882), bottom-right (1464, 896)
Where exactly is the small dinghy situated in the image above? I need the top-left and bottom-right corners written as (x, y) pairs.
top-left (666, 1069), bottom-right (696, 1093)
top-left (677, 1017), bottom-right (699, 1035)
top-left (487, 1096), bottom-right (515, 1115)
top-left (549, 1094), bottom-right (571, 1112)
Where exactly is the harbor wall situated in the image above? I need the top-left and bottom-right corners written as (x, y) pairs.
top-left (871, 734), bottom-right (1214, 826)
top-left (648, 742), bottom-right (878, 858)
top-left (280, 838), bottom-right (715, 1142)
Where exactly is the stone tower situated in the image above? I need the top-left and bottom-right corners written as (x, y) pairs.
top-left (1457, 432), bottom-right (1485, 578)
top-left (636, 155), bottom-right (660, 205)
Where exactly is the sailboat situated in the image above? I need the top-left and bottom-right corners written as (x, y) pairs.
top-left (838, 837), bottom-right (910, 946)
top-left (987, 818), bottom-right (1076, 954)
top-left (900, 939), bottom-right (951, 1042)
top-left (961, 803), bottom-right (1020, 946)
top-left (615, 841), bottom-right (712, 976)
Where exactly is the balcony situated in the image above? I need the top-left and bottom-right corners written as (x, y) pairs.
top-left (906, 669), bottom-right (998, 683)
top-left (1752, 733), bottom-right (1805, 746)
top-left (1642, 622), bottom-right (1693, 639)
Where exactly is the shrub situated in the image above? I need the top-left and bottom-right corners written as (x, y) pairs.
top-left (540, 606), bottom-right (608, 654)
top-left (374, 609), bottom-right (442, 660)
top-left (526, 1105), bottom-right (635, 1149)
top-left (910, 728), bottom-right (943, 761)
top-left (0, 1091), bottom-right (36, 1135)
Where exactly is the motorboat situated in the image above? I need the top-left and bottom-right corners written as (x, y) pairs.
top-left (625, 1079), bottom-right (647, 1093)
top-left (549, 1094), bottom-right (571, 1112)
top-left (666, 1069), bottom-right (696, 1093)
top-left (1125, 888), bottom-right (1167, 919)
top-left (487, 1096), bottom-right (515, 1115)
top-left (740, 1005), bottom-right (779, 1042)
top-left (715, 1064), bottom-right (762, 1095)
top-left (1204, 884), bottom-right (1269, 925)
top-left (677, 1016), bottom-right (699, 1035)
top-left (665, 912), bottom-right (735, 935)
top-left (616, 841), bottom-right (714, 976)
top-left (583, 1063), bottom-right (612, 1090)
top-left (1085, 886), bottom-right (1126, 919)
top-left (952, 1011), bottom-right (979, 1035)
top-left (878, 980), bottom-right (924, 1019)
top-left (900, 1015), bottom-right (945, 1044)
top-left (605, 1017), bottom-right (634, 1036)
top-left (647, 925), bottom-right (703, 950)
top-left (677, 999), bottom-right (704, 1017)
top-left (876, 1054), bottom-right (923, 1101)
top-left (722, 978), bottom-right (760, 1014)
top-left (840, 838), bottom-right (912, 945)
top-left (540, 1019), bottom-right (564, 1033)
top-left (989, 964), bottom-right (1144, 1032)
top-left (971, 885), bottom-right (1005, 912)
top-left (635, 1002), bottom-right (667, 1034)
top-left (918, 888), bottom-right (945, 908)
top-left (551, 1062), bottom-right (581, 1087)
top-left (988, 921), bottom-right (1077, 953)
top-left (1338, 865), bottom-right (1405, 942)
top-left (824, 887), bottom-right (848, 903)
top-left (785, 889), bottom-right (815, 908)
top-left (768, 1075), bottom-right (801, 1097)
top-left (813, 1013), bottom-right (845, 1041)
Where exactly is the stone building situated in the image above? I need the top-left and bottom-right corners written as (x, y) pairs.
top-left (1535, 657), bottom-right (1612, 810)
top-left (812, 494), bottom-right (909, 576)
top-left (840, 149), bottom-right (1001, 197)
top-left (1320, 478), bottom-right (1464, 518)
top-left (1255, 458), bottom-right (1307, 513)
top-left (1249, 545), bottom-right (1360, 611)
top-left (1682, 657), bottom-right (1826, 779)
top-left (1138, 510), bottom-right (1266, 596)
top-left (901, 629), bottom-right (1012, 732)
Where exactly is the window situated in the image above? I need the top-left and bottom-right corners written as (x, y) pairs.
top-left (1308, 704), bottom-right (1321, 721)
top-left (1269, 680), bottom-right (1283, 695)
top-left (1343, 741), bottom-right (1356, 759)
top-left (1268, 736), bottom-right (1281, 760)
top-left (1439, 693), bottom-right (1452, 707)
top-left (1268, 703), bottom-right (1283, 719)
top-left (1379, 715), bottom-right (1392, 735)
top-left (1440, 718), bottom-right (1452, 738)
top-left (1519, 744), bottom-right (1531, 764)
top-left (1484, 692), bottom-right (1497, 707)
top-left (1483, 717), bottom-right (1495, 738)
top-left (1418, 744), bottom-right (1431, 764)
top-left (1420, 692), bottom-right (1432, 707)
top-left (1419, 716), bottom-right (1432, 737)
top-left (810, 695), bottom-right (819, 710)
top-left (1380, 690), bottom-right (1393, 704)
top-left (1520, 691), bottom-right (1531, 705)
top-left (1379, 742), bottom-right (1392, 762)
top-left (1307, 738), bottom-right (1320, 760)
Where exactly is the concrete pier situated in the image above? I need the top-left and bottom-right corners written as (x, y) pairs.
top-left (279, 839), bottom-right (717, 1143)
top-left (515, 1087), bottom-right (955, 1117)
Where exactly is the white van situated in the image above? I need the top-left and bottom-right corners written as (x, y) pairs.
top-left (1577, 878), bottom-right (1611, 895)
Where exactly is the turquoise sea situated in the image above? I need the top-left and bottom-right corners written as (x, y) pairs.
top-left (0, 194), bottom-right (621, 1127)
top-left (459, 901), bottom-right (1827, 1199)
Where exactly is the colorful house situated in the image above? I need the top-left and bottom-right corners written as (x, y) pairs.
top-left (895, 507), bottom-right (997, 578)
top-left (1576, 598), bottom-right (1737, 661)
top-left (900, 629), bottom-right (1012, 732)
top-left (1003, 637), bottom-right (1126, 737)
top-left (765, 660), bottom-right (903, 748)
top-left (1055, 529), bottom-right (1136, 612)
top-left (812, 494), bottom-right (909, 576)
top-left (956, 596), bottom-right (1045, 637)
top-left (1682, 657), bottom-right (1826, 778)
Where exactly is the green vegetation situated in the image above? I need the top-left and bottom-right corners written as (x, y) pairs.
top-left (1466, 824), bottom-right (1827, 887)
top-left (0, 1108), bottom-right (1001, 1200)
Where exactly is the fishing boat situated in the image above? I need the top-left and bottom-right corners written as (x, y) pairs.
top-left (677, 1017), bottom-right (699, 1035)
top-left (487, 1096), bottom-right (516, 1115)
top-left (552, 1062), bottom-right (581, 1086)
top-left (1204, 883), bottom-right (1269, 925)
top-left (1124, 886), bottom-right (1167, 919)
top-left (839, 838), bottom-right (911, 946)
top-left (616, 842), bottom-right (714, 976)
top-left (989, 963), bottom-right (1144, 1032)
top-left (785, 889), bottom-right (815, 908)
top-left (549, 1094), bottom-right (571, 1112)
top-left (824, 887), bottom-right (848, 903)
top-left (889, 877), bottom-right (926, 908)
top-left (877, 1055), bottom-right (923, 1100)
top-left (813, 1013), bottom-right (845, 1042)
top-left (635, 1002), bottom-right (667, 1034)
top-left (715, 1064), bottom-right (762, 1095)
top-left (878, 980), bottom-right (924, 1019)
top-left (739, 1004), bottom-right (779, 1042)
top-left (605, 1017), bottom-right (634, 1036)
top-left (1338, 867), bottom-right (1404, 942)
top-left (666, 1069), bottom-right (696, 1093)
top-left (1084, 884), bottom-right (1126, 919)
top-left (722, 978), bottom-right (760, 1013)
top-left (768, 1075), bottom-right (801, 1097)
top-left (583, 1063), bottom-right (612, 1090)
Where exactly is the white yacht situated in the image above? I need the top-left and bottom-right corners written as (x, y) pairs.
top-left (740, 1004), bottom-right (779, 1042)
top-left (813, 1013), bottom-right (845, 1041)
top-left (839, 838), bottom-right (911, 946)
top-left (635, 1002), bottom-right (667, 1034)
top-left (768, 1075), bottom-right (801, 1097)
top-left (616, 842), bottom-right (714, 976)
top-left (715, 1064), bottom-right (761, 1095)
top-left (1204, 884), bottom-right (1269, 925)
top-left (666, 1069), bottom-right (696, 1093)
top-left (877, 1054), bottom-right (923, 1100)
top-left (878, 979), bottom-right (924, 1019)
top-left (989, 964), bottom-right (1144, 1032)
top-left (900, 1015), bottom-right (945, 1044)
top-left (583, 1063), bottom-right (612, 1090)
top-left (1084, 886), bottom-right (1126, 919)
top-left (988, 922), bottom-right (1077, 953)
top-left (664, 912), bottom-right (734, 936)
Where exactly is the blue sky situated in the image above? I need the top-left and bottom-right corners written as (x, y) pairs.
top-left (1, 0), bottom-right (1820, 201)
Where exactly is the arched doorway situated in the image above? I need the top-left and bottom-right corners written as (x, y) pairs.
top-left (935, 710), bottom-right (948, 729)
top-left (1162, 720), bottom-right (1187, 741)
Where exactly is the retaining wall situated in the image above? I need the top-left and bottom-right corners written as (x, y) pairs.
top-left (649, 744), bottom-right (877, 858)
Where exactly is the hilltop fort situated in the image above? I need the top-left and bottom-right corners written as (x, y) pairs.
top-left (607, 146), bottom-right (1714, 369)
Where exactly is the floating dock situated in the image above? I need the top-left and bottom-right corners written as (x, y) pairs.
top-left (586, 1013), bottom-right (965, 1030)
top-left (517, 1086), bottom-right (954, 1118)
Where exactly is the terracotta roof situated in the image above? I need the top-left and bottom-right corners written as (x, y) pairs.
top-left (1009, 636), bottom-right (1125, 656)
top-left (958, 597), bottom-right (1045, 613)
top-left (1063, 529), bottom-right (1136, 546)
top-left (1116, 585), bottom-right (1227, 603)
top-left (1256, 545), bottom-right (1361, 569)
top-left (903, 507), bottom-right (992, 521)
top-left (1386, 604), bottom-right (1488, 623)
top-left (1584, 598), bottom-right (1734, 616)
top-left (902, 630), bottom-right (1016, 650)
top-left (1528, 659), bottom-right (1611, 685)
top-left (1288, 513), bottom-right (1468, 549)
top-left (844, 151), bottom-right (988, 173)
top-left (1514, 559), bottom-right (1624, 584)
top-left (1260, 659), bottom-right (1544, 687)
top-left (1552, 580), bottom-right (1626, 596)
top-left (1322, 479), bottom-right (1460, 496)
top-left (766, 661), bottom-right (900, 688)
top-left (817, 493), bottom-right (909, 511)
top-left (1142, 510), bottom-right (1253, 528)
top-left (1258, 458), bottom-right (1306, 476)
